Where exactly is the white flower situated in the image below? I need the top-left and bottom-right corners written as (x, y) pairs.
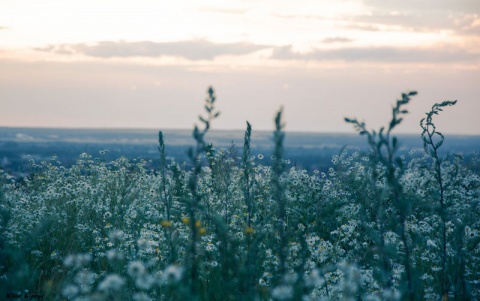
top-left (74, 270), bottom-right (96, 293)
top-left (50, 251), bottom-right (60, 260)
top-left (133, 292), bottom-right (152, 301)
top-left (135, 274), bottom-right (156, 290)
top-left (128, 261), bottom-right (146, 278)
top-left (79, 152), bottom-right (89, 158)
top-left (271, 284), bottom-right (293, 300)
top-left (74, 270), bottom-right (95, 286)
top-left (108, 230), bottom-right (124, 244)
top-left (381, 288), bottom-right (401, 301)
top-left (78, 253), bottom-right (92, 266)
top-left (107, 250), bottom-right (124, 261)
top-left (63, 255), bottom-right (76, 267)
top-left (205, 242), bottom-right (215, 252)
top-left (62, 285), bottom-right (79, 298)
top-left (98, 274), bottom-right (125, 291)
top-left (426, 239), bottom-right (437, 249)
top-left (259, 278), bottom-right (267, 286)
top-left (161, 265), bottom-right (183, 283)
top-left (137, 238), bottom-right (153, 251)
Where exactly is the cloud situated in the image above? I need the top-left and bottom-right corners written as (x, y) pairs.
top-left (34, 45), bottom-right (75, 55)
top-left (271, 45), bottom-right (480, 63)
top-left (356, 1), bottom-right (480, 36)
top-left (453, 15), bottom-right (480, 36)
top-left (273, 8), bottom-right (479, 38)
top-left (349, 13), bottom-right (480, 37)
top-left (363, 0), bottom-right (480, 15)
top-left (35, 40), bottom-right (269, 60)
top-left (462, 23), bottom-right (480, 35)
top-left (272, 13), bottom-right (331, 20)
top-left (33, 40), bottom-right (480, 64)
top-left (345, 23), bottom-right (381, 32)
top-left (0, 26), bottom-right (9, 30)
top-left (198, 7), bottom-right (249, 15)
top-left (351, 13), bottom-right (454, 32)
top-left (322, 37), bottom-right (353, 44)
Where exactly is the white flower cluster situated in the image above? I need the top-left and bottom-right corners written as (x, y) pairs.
top-left (1, 144), bottom-right (478, 300)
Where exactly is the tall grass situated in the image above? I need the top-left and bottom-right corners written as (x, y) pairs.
top-left (0, 88), bottom-right (479, 300)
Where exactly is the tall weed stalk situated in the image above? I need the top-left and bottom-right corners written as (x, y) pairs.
top-left (185, 87), bottom-right (220, 296)
top-left (346, 91), bottom-right (418, 300)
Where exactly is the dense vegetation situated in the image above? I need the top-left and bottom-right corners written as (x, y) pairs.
top-left (1, 88), bottom-right (479, 300)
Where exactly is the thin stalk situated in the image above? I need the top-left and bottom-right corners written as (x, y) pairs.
top-left (241, 121), bottom-right (256, 297)
top-left (420, 100), bottom-right (457, 298)
top-left (185, 86), bottom-right (221, 296)
top-left (272, 108), bottom-right (287, 279)
top-left (159, 131), bottom-right (176, 264)
top-left (346, 91), bottom-right (417, 300)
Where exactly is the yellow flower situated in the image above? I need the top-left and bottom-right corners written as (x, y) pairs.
top-left (195, 220), bottom-right (202, 228)
top-left (245, 227), bottom-right (254, 234)
top-left (182, 217), bottom-right (190, 224)
top-left (199, 227), bottom-right (207, 235)
top-left (161, 220), bottom-right (172, 227)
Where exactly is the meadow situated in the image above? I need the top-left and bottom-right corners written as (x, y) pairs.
top-left (0, 88), bottom-right (479, 300)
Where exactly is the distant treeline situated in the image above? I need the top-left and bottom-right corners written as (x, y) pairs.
top-left (1, 127), bottom-right (479, 177)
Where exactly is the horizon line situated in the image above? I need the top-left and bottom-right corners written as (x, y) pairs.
top-left (1, 125), bottom-right (479, 137)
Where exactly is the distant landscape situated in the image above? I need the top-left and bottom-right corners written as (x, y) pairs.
top-left (1, 126), bottom-right (479, 177)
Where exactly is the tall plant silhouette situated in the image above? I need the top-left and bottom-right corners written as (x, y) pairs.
top-left (346, 91), bottom-right (418, 300)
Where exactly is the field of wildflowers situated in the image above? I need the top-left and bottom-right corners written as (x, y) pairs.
top-left (0, 88), bottom-right (479, 300)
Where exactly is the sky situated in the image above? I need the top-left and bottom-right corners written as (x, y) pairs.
top-left (1, 0), bottom-right (479, 135)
